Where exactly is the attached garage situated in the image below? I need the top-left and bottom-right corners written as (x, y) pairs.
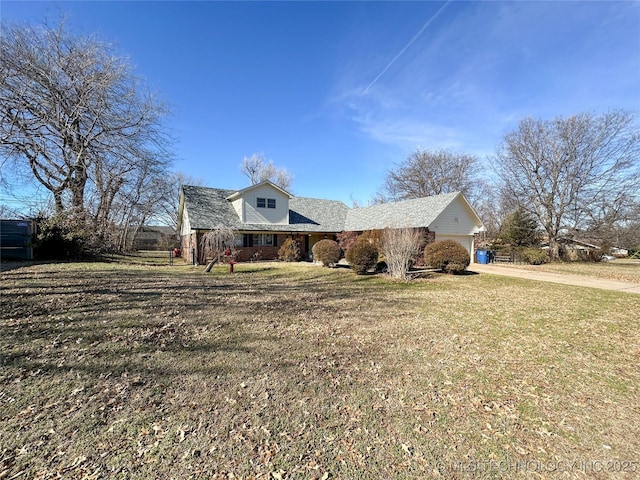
top-left (345, 191), bottom-right (485, 264)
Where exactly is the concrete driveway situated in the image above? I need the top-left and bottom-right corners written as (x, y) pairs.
top-left (470, 263), bottom-right (640, 295)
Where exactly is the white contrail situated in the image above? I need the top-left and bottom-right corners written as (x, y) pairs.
top-left (363, 0), bottom-right (451, 94)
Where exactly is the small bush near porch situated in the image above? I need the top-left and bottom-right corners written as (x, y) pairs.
top-left (312, 239), bottom-right (341, 266)
top-left (278, 237), bottom-right (301, 262)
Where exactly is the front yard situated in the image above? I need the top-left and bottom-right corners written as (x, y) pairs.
top-left (1, 258), bottom-right (639, 478)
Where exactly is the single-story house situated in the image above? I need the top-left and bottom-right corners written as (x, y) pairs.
top-left (610, 246), bottom-right (629, 257)
top-left (177, 181), bottom-right (485, 264)
top-left (541, 237), bottom-right (601, 261)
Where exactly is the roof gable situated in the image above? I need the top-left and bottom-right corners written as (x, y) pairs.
top-left (429, 193), bottom-right (485, 234)
top-left (226, 180), bottom-right (293, 201)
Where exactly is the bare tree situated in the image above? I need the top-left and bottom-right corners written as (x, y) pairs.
top-left (109, 159), bottom-right (169, 251)
top-left (154, 172), bottom-right (205, 230)
top-left (495, 111), bottom-right (640, 260)
top-left (240, 154), bottom-right (264, 185)
top-left (380, 149), bottom-right (479, 203)
top-left (614, 202), bottom-right (640, 250)
top-left (240, 153), bottom-right (293, 191)
top-left (470, 180), bottom-right (507, 242)
top-left (0, 18), bottom-right (172, 231)
top-left (200, 225), bottom-right (237, 272)
top-left (381, 228), bottom-right (423, 280)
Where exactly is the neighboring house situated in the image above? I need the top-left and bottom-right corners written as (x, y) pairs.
top-left (610, 246), bottom-right (629, 257)
top-left (541, 237), bottom-right (601, 261)
top-left (178, 181), bottom-right (485, 264)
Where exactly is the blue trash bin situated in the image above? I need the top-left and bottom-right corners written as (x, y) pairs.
top-left (476, 250), bottom-right (488, 264)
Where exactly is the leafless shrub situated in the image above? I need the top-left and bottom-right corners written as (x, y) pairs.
top-left (200, 226), bottom-right (237, 271)
top-left (381, 228), bottom-right (423, 280)
top-left (278, 237), bottom-right (301, 262)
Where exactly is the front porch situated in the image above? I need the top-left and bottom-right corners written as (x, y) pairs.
top-left (181, 231), bottom-right (338, 264)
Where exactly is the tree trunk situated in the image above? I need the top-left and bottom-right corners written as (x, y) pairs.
top-left (548, 237), bottom-right (560, 261)
top-left (53, 191), bottom-right (65, 215)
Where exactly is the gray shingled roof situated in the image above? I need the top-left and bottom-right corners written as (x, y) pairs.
top-left (344, 192), bottom-right (460, 231)
top-left (181, 186), bottom-right (349, 233)
top-left (290, 197), bottom-right (349, 232)
top-left (181, 186), bottom-right (241, 230)
top-left (181, 185), bottom-right (471, 234)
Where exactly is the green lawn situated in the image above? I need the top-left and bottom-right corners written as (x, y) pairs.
top-left (1, 258), bottom-right (639, 479)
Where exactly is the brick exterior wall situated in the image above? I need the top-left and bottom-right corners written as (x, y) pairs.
top-left (182, 232), bottom-right (315, 264)
top-left (234, 234), bottom-right (307, 262)
top-left (235, 246), bottom-right (280, 262)
top-left (180, 233), bottom-right (199, 264)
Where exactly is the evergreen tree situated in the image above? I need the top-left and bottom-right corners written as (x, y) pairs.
top-left (500, 208), bottom-right (540, 247)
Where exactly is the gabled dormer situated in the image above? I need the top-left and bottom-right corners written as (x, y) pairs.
top-left (226, 181), bottom-right (293, 225)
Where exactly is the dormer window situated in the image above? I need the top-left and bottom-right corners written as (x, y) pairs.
top-left (226, 182), bottom-right (290, 224)
top-left (257, 197), bottom-right (276, 209)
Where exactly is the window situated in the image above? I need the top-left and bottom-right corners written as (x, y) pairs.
top-left (253, 234), bottom-right (274, 246)
top-left (242, 234), bottom-right (277, 247)
top-left (256, 197), bottom-right (276, 209)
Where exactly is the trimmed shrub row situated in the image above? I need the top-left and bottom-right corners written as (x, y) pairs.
top-left (289, 234), bottom-right (475, 277)
top-left (520, 247), bottom-right (549, 265)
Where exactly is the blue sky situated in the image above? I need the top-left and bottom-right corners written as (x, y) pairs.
top-left (2, 0), bottom-right (639, 209)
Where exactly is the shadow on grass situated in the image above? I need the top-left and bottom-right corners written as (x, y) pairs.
top-left (0, 260), bottom-right (41, 272)
top-left (2, 317), bottom-right (284, 381)
top-left (229, 266), bottom-right (277, 274)
top-left (330, 264), bottom-right (351, 269)
top-left (1, 260), bottom-right (410, 390)
top-left (453, 270), bottom-right (479, 276)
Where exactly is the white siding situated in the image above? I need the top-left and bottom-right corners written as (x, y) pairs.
top-left (180, 207), bottom-right (191, 235)
top-left (242, 184), bottom-right (289, 224)
top-left (230, 198), bottom-right (244, 222)
top-left (429, 197), bottom-right (482, 235)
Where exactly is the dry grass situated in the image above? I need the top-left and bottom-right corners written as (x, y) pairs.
top-left (512, 258), bottom-right (640, 284)
top-left (1, 255), bottom-right (639, 479)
